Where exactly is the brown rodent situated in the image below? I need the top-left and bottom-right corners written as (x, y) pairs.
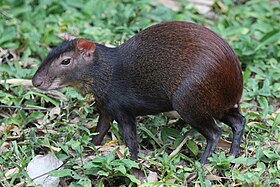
top-left (32, 21), bottom-right (245, 164)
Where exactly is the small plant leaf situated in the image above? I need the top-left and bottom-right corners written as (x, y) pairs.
top-left (187, 140), bottom-right (199, 156)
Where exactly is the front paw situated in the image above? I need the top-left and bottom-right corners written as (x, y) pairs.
top-left (92, 135), bottom-right (103, 145)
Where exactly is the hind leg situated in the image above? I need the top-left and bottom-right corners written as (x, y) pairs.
top-left (220, 109), bottom-right (245, 156)
top-left (172, 78), bottom-right (224, 163)
top-left (174, 106), bottom-right (222, 163)
top-left (187, 117), bottom-right (222, 164)
top-left (199, 120), bottom-right (221, 164)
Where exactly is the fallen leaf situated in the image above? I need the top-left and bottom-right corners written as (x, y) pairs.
top-left (0, 48), bottom-right (17, 63)
top-left (188, 0), bottom-right (214, 6)
top-left (104, 140), bottom-right (118, 146)
top-left (11, 125), bottom-right (21, 136)
top-left (131, 168), bottom-right (145, 183)
top-left (0, 79), bottom-right (32, 87)
top-left (27, 152), bottom-right (63, 187)
top-left (0, 142), bottom-right (9, 155)
top-left (186, 172), bottom-right (198, 184)
top-left (6, 124), bottom-right (14, 132)
top-left (147, 171), bottom-right (158, 182)
top-left (6, 135), bottom-right (21, 140)
top-left (164, 111), bottom-right (181, 119)
top-left (0, 79), bottom-right (68, 101)
top-left (32, 87), bottom-right (68, 102)
top-left (49, 107), bottom-right (61, 117)
top-left (116, 146), bottom-right (125, 159)
top-left (188, 0), bottom-right (215, 16)
top-left (40, 129), bottom-right (58, 135)
top-left (155, 0), bottom-right (181, 11)
top-left (206, 174), bottom-right (222, 181)
top-left (75, 155), bottom-right (97, 166)
top-left (217, 139), bottom-right (232, 149)
top-left (0, 124), bottom-right (6, 137)
top-left (48, 145), bottom-right (61, 152)
top-left (4, 167), bottom-right (19, 180)
top-left (13, 181), bottom-right (25, 187)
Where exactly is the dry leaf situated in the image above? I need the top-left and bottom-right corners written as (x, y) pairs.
top-left (104, 140), bottom-right (118, 146)
top-left (0, 79), bottom-right (32, 87)
top-left (186, 172), bottom-right (198, 184)
top-left (4, 167), bottom-right (19, 180)
top-left (0, 48), bottom-right (17, 63)
top-left (115, 145), bottom-right (125, 159)
top-left (0, 124), bottom-right (6, 137)
top-left (97, 145), bottom-right (126, 156)
top-left (40, 129), bottom-right (58, 135)
top-left (32, 87), bottom-right (68, 102)
top-left (27, 152), bottom-right (63, 187)
top-left (188, 0), bottom-right (214, 6)
top-left (155, 0), bottom-right (181, 11)
top-left (7, 135), bottom-right (21, 140)
top-left (188, 0), bottom-right (214, 15)
top-left (206, 174), bottom-right (222, 181)
top-left (147, 171), bottom-right (158, 182)
top-left (49, 145), bottom-right (61, 152)
top-left (217, 139), bottom-right (232, 149)
top-left (6, 124), bottom-right (14, 132)
top-left (49, 107), bottom-right (61, 117)
top-left (164, 111), bottom-right (181, 119)
top-left (131, 168), bottom-right (145, 183)
top-left (75, 155), bottom-right (97, 166)
top-left (75, 145), bottom-right (126, 166)
top-left (11, 125), bottom-right (21, 136)
top-left (13, 181), bottom-right (25, 187)
top-left (0, 79), bottom-right (68, 101)
top-left (0, 142), bottom-right (9, 155)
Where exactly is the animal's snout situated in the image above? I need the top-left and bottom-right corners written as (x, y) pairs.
top-left (32, 75), bottom-right (44, 88)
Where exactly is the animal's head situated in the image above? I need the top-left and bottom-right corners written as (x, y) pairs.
top-left (32, 38), bottom-right (96, 90)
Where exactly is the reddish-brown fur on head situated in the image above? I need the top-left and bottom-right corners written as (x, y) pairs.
top-left (77, 38), bottom-right (96, 53)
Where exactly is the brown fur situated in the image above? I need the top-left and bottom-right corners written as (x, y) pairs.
top-left (32, 21), bottom-right (245, 163)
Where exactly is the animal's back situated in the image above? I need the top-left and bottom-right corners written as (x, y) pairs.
top-left (117, 21), bottom-right (243, 119)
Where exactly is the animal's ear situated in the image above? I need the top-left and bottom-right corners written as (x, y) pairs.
top-left (77, 38), bottom-right (96, 54)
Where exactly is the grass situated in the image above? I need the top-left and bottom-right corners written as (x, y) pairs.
top-left (0, 0), bottom-right (279, 186)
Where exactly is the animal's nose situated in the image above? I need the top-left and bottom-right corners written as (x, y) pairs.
top-left (32, 76), bottom-right (43, 88)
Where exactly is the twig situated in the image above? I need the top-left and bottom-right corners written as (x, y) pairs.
top-left (31, 157), bottom-right (71, 181)
top-left (186, 172), bottom-right (198, 184)
top-left (168, 135), bottom-right (188, 159)
top-left (0, 105), bottom-right (49, 111)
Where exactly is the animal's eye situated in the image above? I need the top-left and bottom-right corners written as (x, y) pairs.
top-left (61, 58), bottom-right (71, 66)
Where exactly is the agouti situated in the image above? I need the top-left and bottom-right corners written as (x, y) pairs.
top-left (32, 21), bottom-right (245, 164)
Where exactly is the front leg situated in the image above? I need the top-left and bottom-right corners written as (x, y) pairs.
top-left (92, 112), bottom-right (113, 145)
top-left (115, 113), bottom-right (138, 160)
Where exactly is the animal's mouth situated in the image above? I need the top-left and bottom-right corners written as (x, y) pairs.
top-left (32, 76), bottom-right (65, 90)
top-left (35, 82), bottom-right (51, 90)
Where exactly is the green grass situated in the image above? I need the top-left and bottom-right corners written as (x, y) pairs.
top-left (0, 0), bottom-right (280, 186)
